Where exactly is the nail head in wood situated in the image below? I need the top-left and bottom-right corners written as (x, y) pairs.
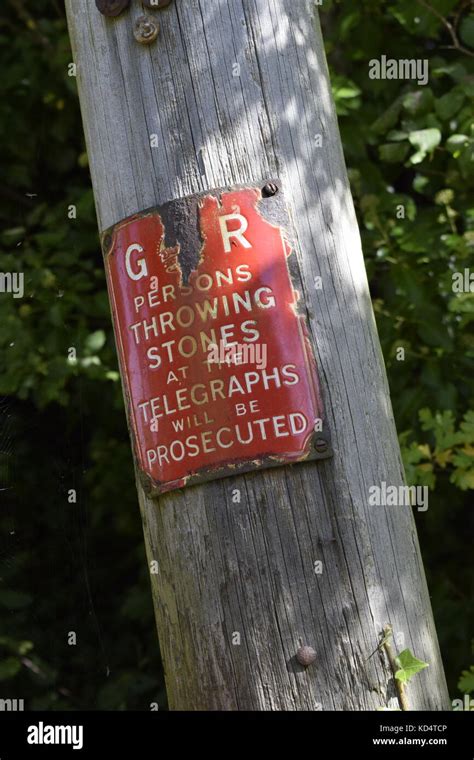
top-left (133, 15), bottom-right (160, 44)
top-left (262, 182), bottom-right (279, 198)
top-left (296, 646), bottom-right (317, 667)
top-left (314, 438), bottom-right (328, 453)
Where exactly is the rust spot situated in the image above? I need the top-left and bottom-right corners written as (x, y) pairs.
top-left (96, 0), bottom-right (130, 18)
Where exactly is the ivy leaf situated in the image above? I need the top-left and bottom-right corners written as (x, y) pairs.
top-left (395, 649), bottom-right (429, 684)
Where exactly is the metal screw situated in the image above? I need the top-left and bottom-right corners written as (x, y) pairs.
top-left (314, 438), bottom-right (328, 454)
top-left (96, 0), bottom-right (130, 17)
top-left (142, 0), bottom-right (173, 7)
top-left (262, 182), bottom-right (279, 198)
top-left (296, 646), bottom-right (317, 667)
top-left (133, 15), bottom-right (160, 44)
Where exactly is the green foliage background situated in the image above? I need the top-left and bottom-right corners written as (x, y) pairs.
top-left (0, 0), bottom-right (472, 708)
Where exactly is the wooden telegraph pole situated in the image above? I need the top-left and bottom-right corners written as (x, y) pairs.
top-left (65, 0), bottom-right (449, 710)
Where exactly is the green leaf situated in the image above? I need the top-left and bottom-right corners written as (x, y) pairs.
top-left (408, 128), bottom-right (442, 164)
top-left (390, 0), bottom-right (459, 38)
top-left (395, 649), bottom-right (429, 684)
top-left (371, 98), bottom-right (403, 135)
top-left (450, 468), bottom-right (474, 490)
top-left (335, 86), bottom-right (361, 99)
top-left (434, 188), bottom-right (454, 205)
top-left (417, 321), bottom-right (453, 351)
top-left (412, 174), bottom-right (429, 193)
top-left (459, 14), bottom-right (474, 49)
top-left (379, 142), bottom-right (410, 163)
top-left (0, 657), bottom-right (21, 681)
top-left (386, 129), bottom-right (408, 142)
top-left (431, 62), bottom-right (467, 81)
top-left (419, 409), bottom-right (459, 449)
top-left (435, 91), bottom-right (465, 121)
top-left (446, 134), bottom-right (470, 158)
top-left (85, 330), bottom-right (106, 353)
top-left (0, 637), bottom-right (33, 656)
top-left (403, 89), bottom-right (434, 116)
top-left (458, 666), bottom-right (474, 694)
top-left (459, 412), bottom-right (474, 443)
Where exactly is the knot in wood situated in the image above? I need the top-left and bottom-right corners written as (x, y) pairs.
top-left (133, 15), bottom-right (160, 44)
top-left (96, 0), bottom-right (130, 17)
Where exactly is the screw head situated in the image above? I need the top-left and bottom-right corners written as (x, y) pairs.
top-left (262, 182), bottom-right (279, 198)
top-left (96, 0), bottom-right (130, 17)
top-left (133, 15), bottom-right (160, 44)
top-left (314, 438), bottom-right (328, 454)
top-left (296, 646), bottom-right (317, 667)
top-left (142, 0), bottom-right (173, 7)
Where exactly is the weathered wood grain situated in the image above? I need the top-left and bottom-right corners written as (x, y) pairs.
top-left (65, 0), bottom-right (450, 710)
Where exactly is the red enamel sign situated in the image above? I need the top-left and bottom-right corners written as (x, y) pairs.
top-left (103, 183), bottom-right (330, 494)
